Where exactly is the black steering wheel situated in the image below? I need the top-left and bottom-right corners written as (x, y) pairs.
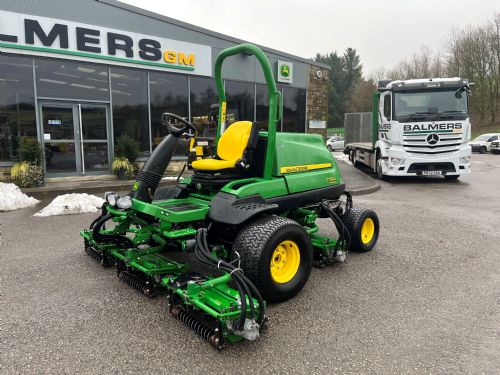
top-left (161, 113), bottom-right (197, 138)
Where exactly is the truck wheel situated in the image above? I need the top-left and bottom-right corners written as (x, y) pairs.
top-left (445, 175), bottom-right (460, 180)
top-left (480, 146), bottom-right (487, 154)
top-left (341, 207), bottom-right (379, 252)
top-left (233, 215), bottom-right (313, 303)
top-left (376, 154), bottom-right (386, 180)
top-left (327, 145), bottom-right (333, 152)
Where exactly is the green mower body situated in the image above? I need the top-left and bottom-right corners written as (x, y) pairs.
top-left (81, 44), bottom-right (379, 349)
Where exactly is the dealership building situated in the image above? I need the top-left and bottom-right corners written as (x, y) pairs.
top-left (0, 0), bottom-right (329, 180)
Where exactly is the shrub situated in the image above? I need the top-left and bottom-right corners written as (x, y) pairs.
top-left (112, 157), bottom-right (135, 178)
top-left (19, 137), bottom-right (43, 165)
top-left (11, 161), bottom-right (44, 187)
top-left (115, 133), bottom-right (140, 162)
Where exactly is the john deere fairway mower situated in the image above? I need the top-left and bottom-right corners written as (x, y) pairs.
top-left (81, 44), bottom-right (379, 349)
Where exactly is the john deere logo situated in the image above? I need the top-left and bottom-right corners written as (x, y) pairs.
top-left (280, 64), bottom-right (290, 77)
top-left (277, 60), bottom-right (293, 83)
top-left (132, 182), bottom-right (139, 191)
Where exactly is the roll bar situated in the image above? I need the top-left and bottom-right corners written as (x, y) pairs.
top-left (213, 43), bottom-right (281, 180)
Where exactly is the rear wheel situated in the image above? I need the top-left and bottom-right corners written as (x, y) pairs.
top-left (233, 215), bottom-right (313, 303)
top-left (341, 207), bottom-right (380, 252)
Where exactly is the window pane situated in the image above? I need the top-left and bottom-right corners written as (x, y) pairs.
top-left (149, 72), bottom-right (188, 155)
top-left (111, 67), bottom-right (149, 155)
top-left (225, 81), bottom-right (254, 125)
top-left (190, 76), bottom-right (218, 138)
top-left (81, 106), bottom-right (107, 140)
top-left (36, 58), bottom-right (109, 101)
top-left (384, 95), bottom-right (391, 119)
top-left (0, 54), bottom-right (36, 163)
top-left (256, 83), bottom-right (282, 131)
top-left (83, 143), bottom-right (109, 171)
top-left (282, 87), bottom-right (306, 133)
top-left (45, 142), bottom-right (77, 173)
top-left (42, 106), bottom-right (74, 140)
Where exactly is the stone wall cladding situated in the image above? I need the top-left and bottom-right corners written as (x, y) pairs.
top-left (306, 65), bottom-right (330, 138)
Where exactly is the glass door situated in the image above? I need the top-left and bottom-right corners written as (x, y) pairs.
top-left (40, 103), bottom-right (110, 176)
top-left (79, 105), bottom-right (109, 173)
top-left (41, 104), bottom-right (78, 175)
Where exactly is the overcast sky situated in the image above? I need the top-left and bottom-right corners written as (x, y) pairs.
top-left (120, 0), bottom-right (498, 76)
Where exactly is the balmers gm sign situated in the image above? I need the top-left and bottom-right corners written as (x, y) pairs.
top-left (0, 10), bottom-right (211, 76)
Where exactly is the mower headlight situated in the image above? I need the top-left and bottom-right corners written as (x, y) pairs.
top-left (391, 158), bottom-right (405, 166)
top-left (104, 192), bottom-right (118, 206)
top-left (460, 156), bottom-right (471, 164)
top-left (116, 195), bottom-right (132, 209)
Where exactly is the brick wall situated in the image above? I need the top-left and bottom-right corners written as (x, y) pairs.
top-left (306, 65), bottom-right (330, 138)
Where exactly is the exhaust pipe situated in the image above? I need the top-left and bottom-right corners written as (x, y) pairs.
top-left (131, 134), bottom-right (179, 203)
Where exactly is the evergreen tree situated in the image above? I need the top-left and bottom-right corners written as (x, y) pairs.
top-left (314, 48), bottom-right (363, 128)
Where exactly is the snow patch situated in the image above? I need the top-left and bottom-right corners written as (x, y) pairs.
top-left (34, 193), bottom-right (105, 217)
top-left (0, 182), bottom-right (40, 212)
top-left (334, 153), bottom-right (352, 165)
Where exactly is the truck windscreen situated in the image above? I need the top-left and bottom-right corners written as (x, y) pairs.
top-left (394, 90), bottom-right (468, 122)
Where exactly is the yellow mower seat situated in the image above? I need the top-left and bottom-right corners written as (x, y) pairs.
top-left (192, 121), bottom-right (253, 171)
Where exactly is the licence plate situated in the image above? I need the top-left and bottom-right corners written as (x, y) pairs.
top-left (421, 170), bottom-right (442, 176)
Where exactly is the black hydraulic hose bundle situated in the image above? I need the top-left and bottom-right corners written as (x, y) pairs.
top-left (319, 201), bottom-right (352, 260)
top-left (194, 228), bottom-right (265, 332)
top-left (91, 212), bottom-right (134, 248)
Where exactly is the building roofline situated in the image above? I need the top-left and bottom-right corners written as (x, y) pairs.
top-left (99, 0), bottom-right (330, 70)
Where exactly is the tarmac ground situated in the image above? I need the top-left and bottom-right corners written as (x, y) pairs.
top-left (1, 153), bottom-right (499, 374)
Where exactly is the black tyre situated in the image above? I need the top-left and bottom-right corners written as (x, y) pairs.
top-left (341, 207), bottom-right (379, 252)
top-left (445, 174), bottom-right (460, 180)
top-left (480, 146), bottom-right (487, 154)
top-left (376, 153), bottom-right (386, 180)
top-left (491, 150), bottom-right (499, 155)
top-left (327, 145), bottom-right (333, 152)
top-left (233, 215), bottom-right (313, 303)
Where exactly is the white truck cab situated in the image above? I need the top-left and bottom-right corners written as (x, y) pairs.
top-left (345, 78), bottom-right (472, 180)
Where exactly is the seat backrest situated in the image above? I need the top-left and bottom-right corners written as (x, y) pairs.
top-left (217, 121), bottom-right (253, 161)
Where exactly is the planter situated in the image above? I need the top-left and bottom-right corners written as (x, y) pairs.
top-left (117, 169), bottom-right (129, 180)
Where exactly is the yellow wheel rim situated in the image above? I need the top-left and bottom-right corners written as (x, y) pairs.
top-left (270, 240), bottom-right (301, 284)
top-left (361, 217), bottom-right (375, 244)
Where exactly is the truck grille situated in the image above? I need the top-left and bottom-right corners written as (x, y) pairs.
top-left (408, 162), bottom-right (456, 173)
top-left (403, 133), bottom-right (462, 155)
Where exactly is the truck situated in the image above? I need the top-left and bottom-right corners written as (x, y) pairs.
top-left (343, 78), bottom-right (472, 180)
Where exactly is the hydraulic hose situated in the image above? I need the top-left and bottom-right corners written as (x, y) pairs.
top-left (194, 229), bottom-right (265, 331)
top-left (319, 201), bottom-right (352, 260)
top-left (92, 213), bottom-right (134, 248)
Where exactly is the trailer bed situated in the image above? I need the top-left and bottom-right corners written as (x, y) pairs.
top-left (346, 142), bottom-right (374, 151)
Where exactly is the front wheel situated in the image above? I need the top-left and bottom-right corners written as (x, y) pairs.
top-left (341, 207), bottom-right (380, 252)
top-left (480, 146), bottom-right (487, 154)
top-left (233, 216), bottom-right (313, 303)
top-left (376, 154), bottom-right (386, 180)
top-left (327, 145), bottom-right (333, 152)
